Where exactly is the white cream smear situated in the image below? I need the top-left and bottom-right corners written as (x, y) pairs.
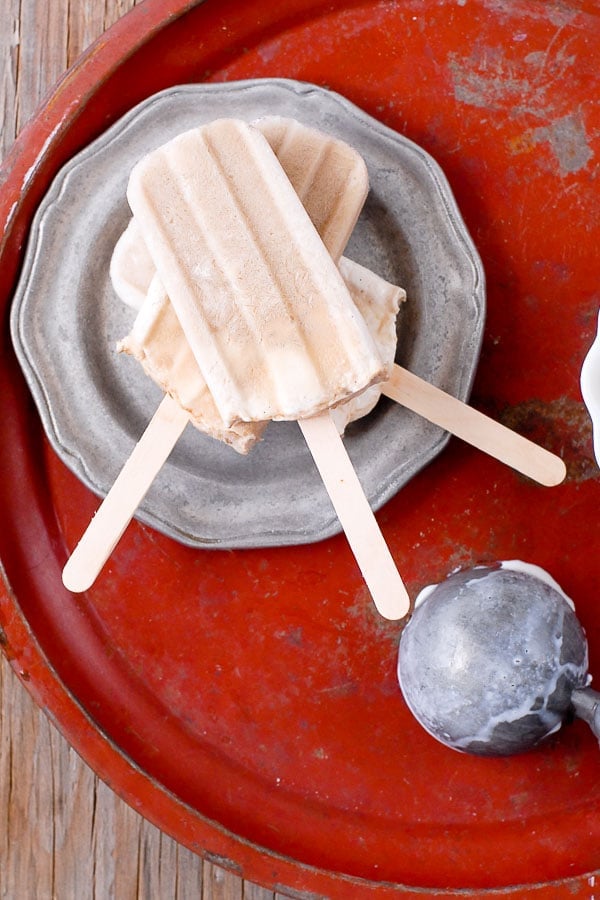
top-left (581, 308), bottom-right (600, 467)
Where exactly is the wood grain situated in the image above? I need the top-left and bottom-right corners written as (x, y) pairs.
top-left (0, 2), bottom-right (289, 897)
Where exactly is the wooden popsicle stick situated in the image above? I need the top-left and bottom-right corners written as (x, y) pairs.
top-left (299, 411), bottom-right (410, 620)
top-left (382, 364), bottom-right (566, 487)
top-left (62, 394), bottom-right (189, 593)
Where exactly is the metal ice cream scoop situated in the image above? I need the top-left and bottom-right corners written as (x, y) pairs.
top-left (397, 561), bottom-right (599, 756)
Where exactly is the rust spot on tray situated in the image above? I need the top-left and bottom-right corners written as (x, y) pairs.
top-left (531, 112), bottom-right (593, 175)
top-left (507, 111), bottom-right (594, 176)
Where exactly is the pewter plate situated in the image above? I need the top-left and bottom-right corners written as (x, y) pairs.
top-left (10, 79), bottom-right (485, 548)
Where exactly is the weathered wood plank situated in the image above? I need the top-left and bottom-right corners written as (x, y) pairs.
top-left (1, 652), bottom-right (289, 897)
top-left (15, 0), bottom-right (69, 130)
top-left (245, 882), bottom-right (277, 900)
top-left (0, 0), bottom-right (21, 159)
top-left (66, 0), bottom-right (142, 68)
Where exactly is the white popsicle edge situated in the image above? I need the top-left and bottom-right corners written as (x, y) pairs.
top-left (383, 364), bottom-right (567, 487)
top-left (62, 394), bottom-right (189, 593)
top-left (299, 411), bottom-right (410, 620)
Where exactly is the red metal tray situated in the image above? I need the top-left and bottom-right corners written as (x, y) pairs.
top-left (1, 1), bottom-right (600, 896)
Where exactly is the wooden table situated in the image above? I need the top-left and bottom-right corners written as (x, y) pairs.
top-left (0, 3), bottom-right (291, 897)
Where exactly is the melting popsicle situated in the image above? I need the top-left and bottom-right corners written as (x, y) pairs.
top-left (126, 118), bottom-right (388, 426)
top-left (115, 221), bottom-right (404, 451)
top-left (63, 118), bottom-right (408, 620)
top-left (119, 269), bottom-right (266, 455)
top-left (112, 193), bottom-right (565, 487)
top-left (112, 116), bottom-right (404, 448)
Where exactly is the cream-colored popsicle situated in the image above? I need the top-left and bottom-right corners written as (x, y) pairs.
top-left (255, 115), bottom-right (367, 264)
top-left (126, 118), bottom-right (388, 427)
top-left (115, 116), bottom-right (402, 452)
top-left (112, 155), bottom-right (564, 488)
top-left (113, 113), bottom-right (372, 314)
top-left (65, 118), bottom-right (409, 619)
top-left (115, 220), bottom-right (404, 451)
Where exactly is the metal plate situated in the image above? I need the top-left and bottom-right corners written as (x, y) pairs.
top-left (10, 79), bottom-right (484, 548)
top-left (1, 1), bottom-right (600, 898)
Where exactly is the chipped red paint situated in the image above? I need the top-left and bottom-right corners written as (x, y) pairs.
top-left (1, 1), bottom-right (600, 897)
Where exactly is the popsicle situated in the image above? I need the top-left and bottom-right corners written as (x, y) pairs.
top-left (112, 103), bottom-right (565, 486)
top-left (113, 115), bottom-right (405, 450)
top-left (64, 119), bottom-right (408, 620)
top-left (381, 369), bottom-right (566, 487)
top-left (115, 222), bottom-right (404, 450)
top-left (258, 126), bottom-right (563, 485)
top-left (125, 118), bottom-right (387, 426)
top-left (114, 220), bottom-right (564, 483)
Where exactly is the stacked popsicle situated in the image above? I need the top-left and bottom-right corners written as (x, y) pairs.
top-left (63, 117), bottom-right (409, 617)
top-left (62, 115), bottom-right (566, 614)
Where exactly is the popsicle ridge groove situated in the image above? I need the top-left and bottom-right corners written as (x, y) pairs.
top-left (277, 122), bottom-right (328, 208)
top-left (200, 125), bottom-right (327, 417)
top-left (147, 145), bottom-right (248, 409)
top-left (172, 133), bottom-right (263, 410)
top-left (300, 142), bottom-right (364, 262)
top-left (201, 123), bottom-right (358, 417)
top-left (227, 123), bottom-right (383, 411)
top-left (260, 118), bottom-right (368, 265)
